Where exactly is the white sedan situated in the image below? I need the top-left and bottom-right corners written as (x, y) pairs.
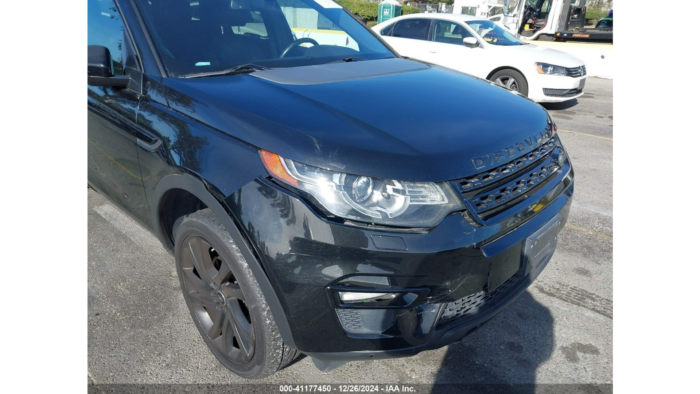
top-left (372, 14), bottom-right (587, 103)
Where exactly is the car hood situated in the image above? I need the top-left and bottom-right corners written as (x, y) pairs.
top-left (162, 58), bottom-right (552, 182)
top-left (495, 44), bottom-right (584, 67)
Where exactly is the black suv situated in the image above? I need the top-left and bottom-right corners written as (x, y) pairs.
top-left (88, 0), bottom-right (574, 379)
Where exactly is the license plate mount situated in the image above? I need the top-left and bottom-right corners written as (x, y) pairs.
top-left (523, 214), bottom-right (562, 273)
top-left (579, 78), bottom-right (586, 90)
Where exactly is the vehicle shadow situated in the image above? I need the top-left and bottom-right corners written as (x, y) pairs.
top-left (430, 291), bottom-right (554, 394)
top-left (542, 99), bottom-right (579, 111)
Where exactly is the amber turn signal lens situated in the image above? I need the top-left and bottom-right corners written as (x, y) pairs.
top-left (260, 150), bottom-right (299, 186)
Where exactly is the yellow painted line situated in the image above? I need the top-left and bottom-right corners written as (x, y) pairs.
top-left (559, 129), bottom-right (612, 141)
top-left (291, 27), bottom-right (348, 35)
top-left (565, 223), bottom-right (613, 242)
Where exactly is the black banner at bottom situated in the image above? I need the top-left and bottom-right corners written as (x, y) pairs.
top-left (89, 383), bottom-right (612, 394)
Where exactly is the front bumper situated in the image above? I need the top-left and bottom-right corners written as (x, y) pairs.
top-left (530, 74), bottom-right (587, 103)
top-left (303, 235), bottom-right (555, 370)
top-left (224, 156), bottom-right (574, 364)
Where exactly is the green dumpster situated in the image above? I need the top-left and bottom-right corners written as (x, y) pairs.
top-left (378, 0), bottom-right (402, 24)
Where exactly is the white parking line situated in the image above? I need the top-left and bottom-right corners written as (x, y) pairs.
top-left (559, 129), bottom-right (613, 141)
top-left (87, 369), bottom-right (97, 385)
top-left (93, 204), bottom-right (162, 251)
top-left (572, 201), bottom-right (613, 218)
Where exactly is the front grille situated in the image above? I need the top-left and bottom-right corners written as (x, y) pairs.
top-left (439, 275), bottom-right (519, 323)
top-left (565, 65), bottom-right (586, 77)
top-left (469, 155), bottom-right (560, 213)
top-left (543, 88), bottom-right (583, 97)
top-left (455, 138), bottom-right (557, 193)
top-left (452, 138), bottom-right (562, 221)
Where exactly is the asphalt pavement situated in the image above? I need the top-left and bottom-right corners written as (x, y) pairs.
top-left (88, 78), bottom-right (613, 387)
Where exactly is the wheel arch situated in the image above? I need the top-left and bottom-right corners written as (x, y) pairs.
top-left (486, 65), bottom-right (529, 83)
top-left (151, 172), bottom-right (298, 349)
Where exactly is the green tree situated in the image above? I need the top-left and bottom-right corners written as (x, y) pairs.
top-left (402, 5), bottom-right (419, 15)
top-left (335, 0), bottom-right (429, 23)
top-left (336, 0), bottom-right (379, 22)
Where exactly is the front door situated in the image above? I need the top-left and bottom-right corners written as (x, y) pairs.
top-left (427, 19), bottom-right (491, 78)
top-left (88, 0), bottom-right (149, 222)
top-left (503, 0), bottom-right (526, 33)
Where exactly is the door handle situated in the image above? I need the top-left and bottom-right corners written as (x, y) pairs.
top-left (428, 51), bottom-right (437, 53)
top-left (137, 137), bottom-right (162, 152)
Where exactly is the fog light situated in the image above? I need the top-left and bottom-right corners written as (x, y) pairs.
top-left (339, 292), bottom-right (397, 304)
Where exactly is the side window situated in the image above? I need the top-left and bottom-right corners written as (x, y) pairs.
top-left (391, 19), bottom-right (429, 40)
top-left (461, 7), bottom-right (477, 16)
top-left (88, 0), bottom-right (126, 75)
top-left (487, 7), bottom-right (503, 18)
top-left (380, 22), bottom-right (395, 36)
top-left (432, 21), bottom-right (473, 45)
top-left (541, 0), bottom-right (552, 13)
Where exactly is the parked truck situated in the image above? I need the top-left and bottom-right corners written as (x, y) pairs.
top-left (493, 0), bottom-right (613, 42)
top-left (452, 0), bottom-right (504, 18)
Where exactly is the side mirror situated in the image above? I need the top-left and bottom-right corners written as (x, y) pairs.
top-left (463, 37), bottom-right (479, 48)
top-left (88, 45), bottom-right (128, 87)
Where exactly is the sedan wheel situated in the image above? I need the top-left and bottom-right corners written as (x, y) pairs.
top-left (489, 69), bottom-right (529, 97)
top-left (494, 76), bottom-right (519, 91)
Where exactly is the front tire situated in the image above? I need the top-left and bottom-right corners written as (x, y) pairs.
top-left (489, 69), bottom-right (529, 97)
top-left (174, 208), bottom-right (298, 379)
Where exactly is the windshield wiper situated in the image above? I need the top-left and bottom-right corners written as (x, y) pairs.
top-left (327, 57), bottom-right (365, 64)
top-left (186, 63), bottom-right (270, 79)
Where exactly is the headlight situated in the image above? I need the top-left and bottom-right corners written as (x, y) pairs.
top-left (535, 62), bottom-right (567, 76)
top-left (260, 150), bottom-right (464, 227)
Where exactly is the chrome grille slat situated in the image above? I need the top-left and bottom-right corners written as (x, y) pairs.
top-left (565, 65), bottom-right (587, 77)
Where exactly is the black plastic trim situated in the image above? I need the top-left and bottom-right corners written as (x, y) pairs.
top-left (114, 0), bottom-right (145, 73)
top-left (128, 0), bottom-right (167, 77)
top-left (151, 173), bottom-right (297, 349)
top-left (88, 76), bottom-right (130, 87)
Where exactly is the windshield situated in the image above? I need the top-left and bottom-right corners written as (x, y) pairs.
top-left (466, 20), bottom-right (522, 46)
top-left (134, 0), bottom-right (395, 77)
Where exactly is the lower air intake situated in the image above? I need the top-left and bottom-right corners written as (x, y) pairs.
top-left (439, 276), bottom-right (519, 323)
top-left (335, 308), bottom-right (395, 335)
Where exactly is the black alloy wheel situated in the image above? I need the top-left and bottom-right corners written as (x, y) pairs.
top-left (174, 209), bottom-right (299, 379)
top-left (180, 236), bottom-right (255, 364)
